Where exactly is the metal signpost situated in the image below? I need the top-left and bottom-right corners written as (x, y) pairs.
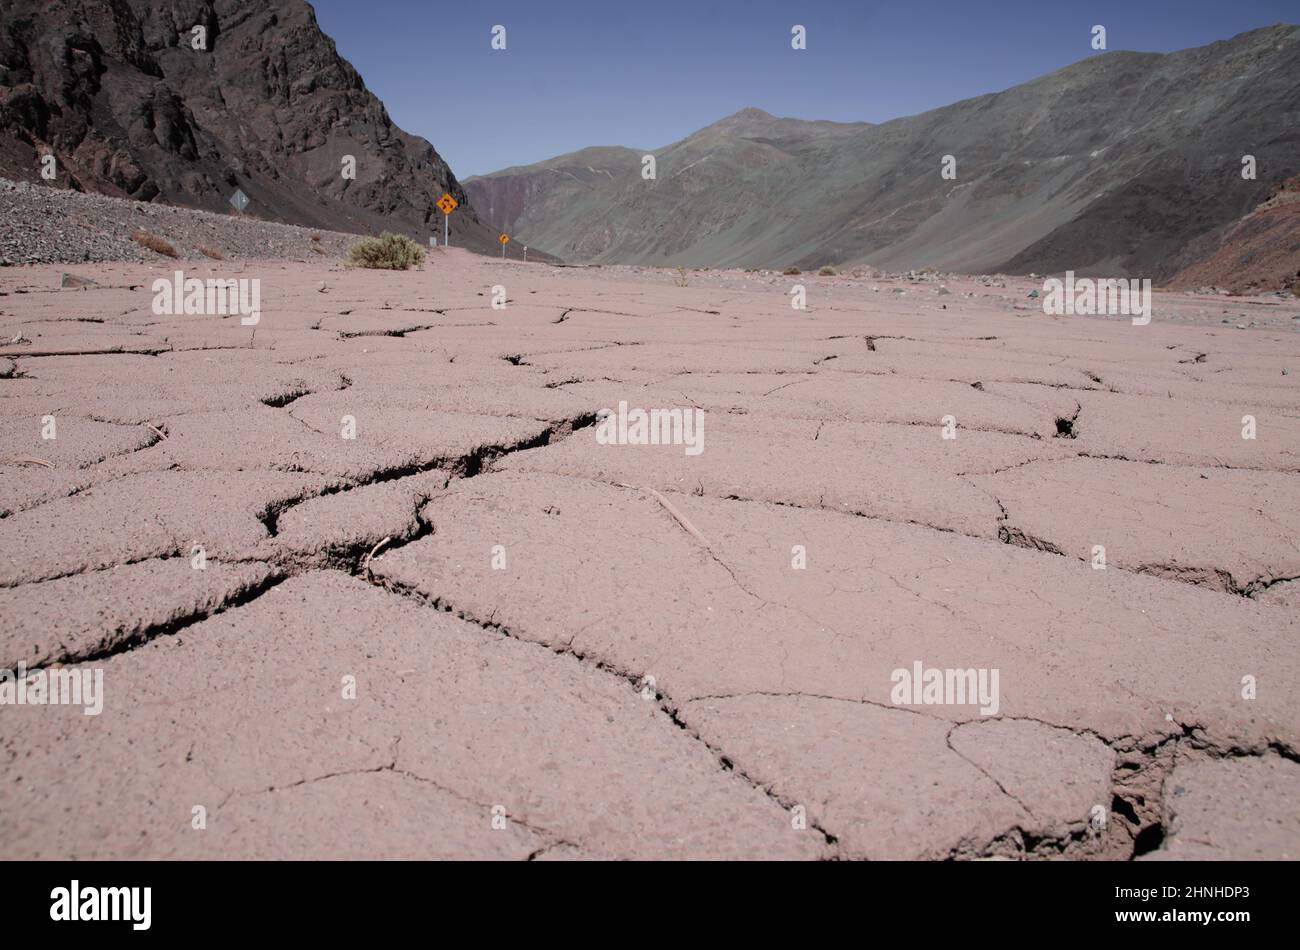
top-left (435, 193), bottom-right (458, 247)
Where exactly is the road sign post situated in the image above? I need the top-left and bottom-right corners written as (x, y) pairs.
top-left (435, 193), bottom-right (458, 247)
top-left (499, 233), bottom-right (509, 258)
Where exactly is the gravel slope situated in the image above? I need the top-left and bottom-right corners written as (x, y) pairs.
top-left (0, 178), bottom-right (360, 266)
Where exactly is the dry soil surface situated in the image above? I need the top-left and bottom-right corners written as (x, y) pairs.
top-left (1, 252), bottom-right (1297, 860)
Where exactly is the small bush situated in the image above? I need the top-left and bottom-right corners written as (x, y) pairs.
top-left (818, 265), bottom-right (837, 276)
top-left (132, 230), bottom-right (178, 258)
top-left (783, 265), bottom-right (801, 276)
top-left (673, 266), bottom-right (689, 287)
top-left (198, 245), bottom-right (224, 260)
top-left (348, 232), bottom-right (425, 270)
top-left (310, 233), bottom-right (322, 242)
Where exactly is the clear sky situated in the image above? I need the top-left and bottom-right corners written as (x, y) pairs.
top-left (308, 0), bottom-right (1298, 177)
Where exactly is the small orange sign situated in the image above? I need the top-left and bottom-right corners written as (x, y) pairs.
top-left (499, 233), bottom-right (510, 245)
top-left (436, 193), bottom-right (458, 215)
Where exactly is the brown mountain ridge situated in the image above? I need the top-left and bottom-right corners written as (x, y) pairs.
top-left (466, 25), bottom-right (1300, 285)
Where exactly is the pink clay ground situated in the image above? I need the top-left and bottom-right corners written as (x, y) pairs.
top-left (1, 251), bottom-right (1297, 859)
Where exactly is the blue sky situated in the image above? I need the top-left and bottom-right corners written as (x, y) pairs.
top-left (308, 0), bottom-right (1298, 177)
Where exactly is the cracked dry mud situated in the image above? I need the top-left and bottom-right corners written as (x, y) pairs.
top-left (1, 251), bottom-right (1297, 860)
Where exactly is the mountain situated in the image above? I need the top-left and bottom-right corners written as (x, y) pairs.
top-left (1169, 174), bottom-right (1300, 294)
top-left (464, 25), bottom-right (1300, 281)
top-left (0, 0), bottom-right (502, 253)
top-left (464, 108), bottom-right (872, 265)
top-left (465, 145), bottom-right (647, 240)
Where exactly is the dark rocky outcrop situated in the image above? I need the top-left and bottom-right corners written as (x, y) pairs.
top-left (0, 0), bottom-right (502, 252)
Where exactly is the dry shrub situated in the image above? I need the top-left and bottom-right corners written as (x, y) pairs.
top-left (347, 232), bottom-right (425, 270)
top-left (132, 230), bottom-right (178, 258)
top-left (198, 245), bottom-right (224, 260)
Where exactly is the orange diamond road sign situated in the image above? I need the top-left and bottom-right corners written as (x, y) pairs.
top-left (436, 193), bottom-right (458, 215)
top-left (499, 233), bottom-right (509, 244)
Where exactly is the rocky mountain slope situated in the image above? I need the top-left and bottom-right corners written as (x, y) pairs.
top-left (465, 25), bottom-right (1300, 282)
top-left (0, 0), bottom-right (502, 253)
top-left (1170, 175), bottom-right (1300, 294)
